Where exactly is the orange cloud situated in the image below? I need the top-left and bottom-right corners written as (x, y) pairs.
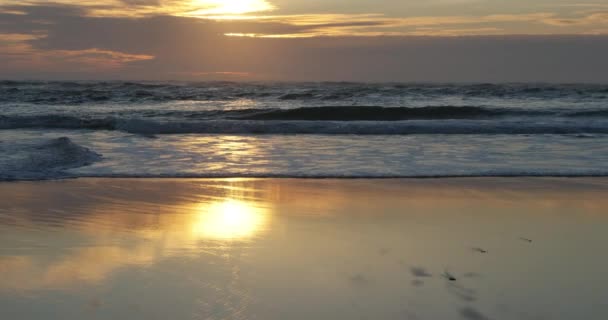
top-left (0, 32), bottom-right (43, 41)
top-left (542, 11), bottom-right (608, 26)
top-left (0, 0), bottom-right (275, 18)
top-left (0, 33), bottom-right (154, 72)
top-left (2, 1), bottom-right (608, 37)
top-left (48, 48), bottom-right (155, 66)
top-left (223, 12), bottom-right (557, 37)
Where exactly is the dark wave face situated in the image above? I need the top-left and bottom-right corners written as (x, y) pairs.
top-left (2, 115), bottom-right (608, 135)
top-left (236, 106), bottom-right (542, 120)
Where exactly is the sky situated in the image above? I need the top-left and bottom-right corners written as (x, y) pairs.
top-left (1, 0), bottom-right (608, 82)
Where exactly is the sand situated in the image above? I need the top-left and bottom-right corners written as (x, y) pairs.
top-left (1, 178), bottom-right (608, 320)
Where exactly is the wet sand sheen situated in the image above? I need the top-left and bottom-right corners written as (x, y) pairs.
top-left (1, 178), bottom-right (608, 320)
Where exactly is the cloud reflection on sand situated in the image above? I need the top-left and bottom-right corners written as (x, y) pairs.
top-left (1, 178), bottom-right (608, 320)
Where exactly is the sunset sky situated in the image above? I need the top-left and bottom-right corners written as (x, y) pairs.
top-left (1, 0), bottom-right (608, 82)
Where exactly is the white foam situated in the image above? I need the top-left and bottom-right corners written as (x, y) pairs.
top-left (0, 137), bottom-right (102, 180)
top-left (3, 131), bottom-right (608, 181)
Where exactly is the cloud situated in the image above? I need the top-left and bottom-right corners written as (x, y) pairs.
top-left (217, 12), bottom-right (558, 37)
top-left (1, 3), bottom-right (608, 82)
top-left (0, 31), bottom-right (154, 73)
top-left (0, 32), bottom-right (43, 41)
top-left (542, 11), bottom-right (608, 27)
top-left (553, 3), bottom-right (608, 10)
top-left (0, 1), bottom-right (607, 38)
top-left (0, 0), bottom-right (276, 18)
top-left (404, 27), bottom-right (504, 36)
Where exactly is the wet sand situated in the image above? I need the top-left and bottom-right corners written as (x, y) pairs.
top-left (1, 178), bottom-right (608, 320)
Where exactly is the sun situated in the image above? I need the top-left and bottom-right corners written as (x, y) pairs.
top-left (187, 0), bottom-right (275, 16)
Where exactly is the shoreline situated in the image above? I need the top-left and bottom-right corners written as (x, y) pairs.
top-left (5, 174), bottom-right (608, 183)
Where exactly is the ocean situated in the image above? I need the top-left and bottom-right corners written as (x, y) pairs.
top-left (1, 80), bottom-right (608, 180)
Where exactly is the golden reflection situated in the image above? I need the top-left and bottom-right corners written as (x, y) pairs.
top-left (1, 178), bottom-right (608, 292)
top-left (0, 198), bottom-right (269, 291)
top-left (192, 199), bottom-right (268, 240)
top-left (0, 179), bottom-right (273, 291)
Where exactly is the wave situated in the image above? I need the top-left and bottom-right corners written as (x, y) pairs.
top-left (113, 119), bottom-right (608, 135)
top-left (0, 137), bottom-right (102, 181)
top-left (236, 106), bottom-right (539, 120)
top-left (2, 109), bottom-right (608, 134)
top-left (0, 115), bottom-right (115, 130)
top-left (2, 81), bottom-right (608, 105)
top-left (192, 106), bottom-right (608, 120)
top-left (72, 106), bottom-right (548, 121)
top-left (566, 110), bottom-right (608, 117)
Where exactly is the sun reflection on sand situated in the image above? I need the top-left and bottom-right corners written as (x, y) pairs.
top-left (192, 199), bottom-right (268, 240)
top-left (0, 179), bottom-right (272, 291)
top-left (2, 178), bottom-right (608, 294)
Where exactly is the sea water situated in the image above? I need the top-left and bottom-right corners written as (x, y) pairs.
top-left (2, 81), bottom-right (608, 180)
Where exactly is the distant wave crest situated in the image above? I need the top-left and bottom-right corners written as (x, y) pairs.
top-left (2, 81), bottom-right (608, 104)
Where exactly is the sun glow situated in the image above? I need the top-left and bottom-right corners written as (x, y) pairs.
top-left (191, 199), bottom-right (268, 240)
top-left (0, 0), bottom-right (275, 18)
top-left (186, 0), bottom-right (275, 16)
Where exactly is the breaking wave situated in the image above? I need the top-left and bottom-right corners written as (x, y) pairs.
top-left (0, 137), bottom-right (102, 181)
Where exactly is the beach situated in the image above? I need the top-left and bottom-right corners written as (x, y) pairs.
top-left (3, 1), bottom-right (608, 318)
top-left (1, 177), bottom-right (607, 320)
